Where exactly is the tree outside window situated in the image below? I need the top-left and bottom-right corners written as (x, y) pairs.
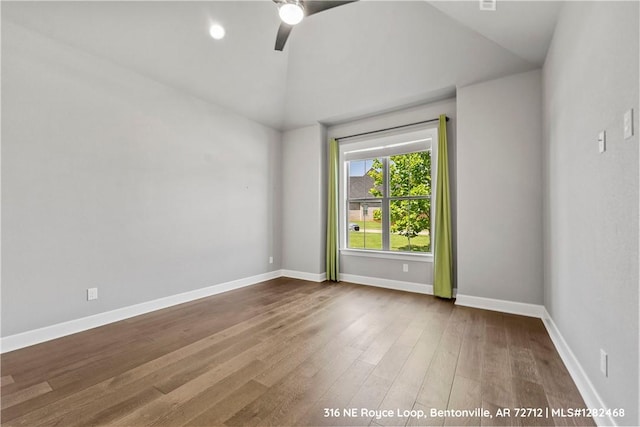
top-left (347, 150), bottom-right (431, 253)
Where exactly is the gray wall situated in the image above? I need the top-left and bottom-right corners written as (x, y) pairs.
top-left (457, 69), bottom-right (543, 305)
top-left (327, 99), bottom-right (457, 288)
top-left (281, 124), bottom-right (326, 275)
top-left (543, 2), bottom-right (639, 424)
top-left (1, 22), bottom-right (283, 337)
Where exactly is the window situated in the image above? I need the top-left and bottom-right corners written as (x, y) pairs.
top-left (341, 127), bottom-right (436, 255)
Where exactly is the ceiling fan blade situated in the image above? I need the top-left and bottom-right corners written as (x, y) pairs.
top-left (273, 0), bottom-right (358, 50)
top-left (304, 0), bottom-right (358, 17)
top-left (275, 23), bottom-right (293, 51)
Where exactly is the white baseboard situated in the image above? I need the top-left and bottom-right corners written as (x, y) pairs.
top-left (455, 294), bottom-right (544, 318)
top-left (280, 270), bottom-right (327, 282)
top-left (542, 310), bottom-right (616, 427)
top-left (0, 270), bottom-right (282, 354)
top-left (340, 273), bottom-right (433, 295)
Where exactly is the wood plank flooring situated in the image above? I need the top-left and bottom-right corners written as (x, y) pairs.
top-left (1, 278), bottom-right (594, 426)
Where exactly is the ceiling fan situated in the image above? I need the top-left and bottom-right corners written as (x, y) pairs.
top-left (273, 0), bottom-right (358, 51)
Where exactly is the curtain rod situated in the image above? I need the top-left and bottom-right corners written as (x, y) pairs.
top-left (335, 116), bottom-right (449, 141)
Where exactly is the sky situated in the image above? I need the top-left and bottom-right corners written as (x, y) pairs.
top-left (349, 159), bottom-right (374, 177)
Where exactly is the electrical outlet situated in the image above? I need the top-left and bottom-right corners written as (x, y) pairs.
top-left (269, 256), bottom-right (273, 264)
top-left (402, 263), bottom-right (409, 272)
top-left (600, 349), bottom-right (608, 377)
top-left (87, 288), bottom-right (98, 301)
top-left (598, 131), bottom-right (606, 153)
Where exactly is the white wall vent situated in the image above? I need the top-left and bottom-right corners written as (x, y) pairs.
top-left (480, 0), bottom-right (497, 11)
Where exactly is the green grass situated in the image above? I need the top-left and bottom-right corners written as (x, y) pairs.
top-left (348, 232), bottom-right (430, 252)
top-left (351, 220), bottom-right (382, 230)
top-left (348, 231), bottom-right (382, 250)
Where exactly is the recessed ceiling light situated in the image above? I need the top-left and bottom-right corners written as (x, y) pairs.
top-left (209, 24), bottom-right (225, 40)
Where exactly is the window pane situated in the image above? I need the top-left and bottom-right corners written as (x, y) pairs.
top-left (348, 159), bottom-right (383, 199)
top-left (347, 201), bottom-right (382, 250)
top-left (389, 151), bottom-right (431, 197)
top-left (389, 199), bottom-right (430, 252)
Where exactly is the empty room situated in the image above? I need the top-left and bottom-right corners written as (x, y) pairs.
top-left (1, 1), bottom-right (638, 426)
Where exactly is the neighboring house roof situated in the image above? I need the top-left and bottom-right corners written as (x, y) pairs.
top-left (349, 174), bottom-right (382, 199)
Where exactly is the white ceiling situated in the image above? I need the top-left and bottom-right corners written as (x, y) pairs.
top-left (2, 1), bottom-right (562, 131)
top-left (428, 0), bottom-right (563, 66)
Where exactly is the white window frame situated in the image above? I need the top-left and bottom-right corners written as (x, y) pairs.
top-left (338, 126), bottom-right (438, 262)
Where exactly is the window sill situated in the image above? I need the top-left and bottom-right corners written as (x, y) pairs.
top-left (340, 248), bottom-right (433, 263)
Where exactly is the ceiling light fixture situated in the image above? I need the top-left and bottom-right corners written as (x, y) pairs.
top-left (209, 24), bottom-right (225, 40)
top-left (279, 0), bottom-right (304, 25)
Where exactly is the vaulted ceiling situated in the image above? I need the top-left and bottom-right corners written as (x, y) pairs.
top-left (2, 1), bottom-right (562, 130)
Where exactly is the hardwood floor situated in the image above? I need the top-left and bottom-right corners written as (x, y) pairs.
top-left (1, 278), bottom-right (594, 426)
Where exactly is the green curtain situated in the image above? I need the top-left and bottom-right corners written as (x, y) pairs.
top-left (434, 115), bottom-right (453, 298)
top-left (326, 139), bottom-right (340, 282)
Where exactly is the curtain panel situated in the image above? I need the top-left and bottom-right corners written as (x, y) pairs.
top-left (326, 138), bottom-right (340, 282)
top-left (434, 115), bottom-right (453, 298)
